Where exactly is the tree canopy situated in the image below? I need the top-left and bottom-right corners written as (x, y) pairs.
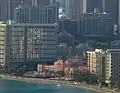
top-left (73, 70), bottom-right (99, 84)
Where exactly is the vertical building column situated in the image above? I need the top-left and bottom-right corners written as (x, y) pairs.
top-left (83, 0), bottom-right (86, 13)
top-left (65, 0), bottom-right (86, 20)
top-left (24, 26), bottom-right (27, 64)
top-left (119, 0), bottom-right (120, 25)
top-left (79, 0), bottom-right (87, 13)
top-left (65, 0), bottom-right (70, 19)
top-left (118, 0), bottom-right (120, 34)
top-left (32, 0), bottom-right (37, 6)
top-left (21, 0), bottom-right (24, 6)
top-left (50, 0), bottom-right (56, 4)
top-left (102, 0), bottom-right (105, 12)
top-left (8, 0), bottom-right (11, 20)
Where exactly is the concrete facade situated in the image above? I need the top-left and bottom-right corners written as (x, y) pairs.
top-left (87, 49), bottom-right (105, 77)
top-left (105, 49), bottom-right (120, 86)
top-left (4, 23), bottom-right (58, 69)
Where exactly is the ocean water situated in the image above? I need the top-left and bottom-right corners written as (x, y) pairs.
top-left (0, 79), bottom-right (96, 93)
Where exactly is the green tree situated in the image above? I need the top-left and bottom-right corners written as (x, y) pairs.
top-left (73, 70), bottom-right (85, 82)
top-left (55, 71), bottom-right (64, 77)
top-left (73, 70), bottom-right (98, 84)
top-left (85, 73), bottom-right (98, 84)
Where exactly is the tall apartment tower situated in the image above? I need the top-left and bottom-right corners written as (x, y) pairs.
top-left (118, 0), bottom-right (120, 27)
top-left (80, 12), bottom-right (112, 37)
top-left (0, 22), bottom-right (8, 66)
top-left (65, 0), bottom-right (86, 20)
top-left (50, 0), bottom-right (56, 4)
top-left (87, 49), bottom-right (105, 77)
top-left (15, 4), bottom-right (59, 24)
top-left (37, 0), bottom-right (50, 6)
top-left (105, 0), bottom-right (119, 25)
top-left (0, 0), bottom-right (50, 21)
top-left (105, 49), bottom-right (120, 86)
top-left (3, 22), bottom-right (58, 69)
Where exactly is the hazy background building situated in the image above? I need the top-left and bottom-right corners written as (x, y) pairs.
top-left (65, 0), bottom-right (86, 20)
top-left (0, 0), bottom-right (50, 21)
top-left (56, 0), bottom-right (65, 7)
top-left (111, 40), bottom-right (120, 49)
top-left (86, 0), bottom-right (103, 13)
top-left (37, 0), bottom-right (50, 6)
top-left (15, 4), bottom-right (59, 24)
top-left (105, 0), bottom-right (119, 25)
top-left (80, 12), bottom-right (112, 37)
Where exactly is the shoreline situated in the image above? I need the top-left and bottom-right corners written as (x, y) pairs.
top-left (2, 75), bottom-right (119, 93)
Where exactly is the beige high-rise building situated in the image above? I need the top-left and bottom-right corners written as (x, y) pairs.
top-left (87, 49), bottom-right (105, 77)
top-left (87, 48), bottom-right (120, 86)
top-left (0, 22), bottom-right (7, 66)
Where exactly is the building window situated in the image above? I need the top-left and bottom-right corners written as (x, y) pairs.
top-left (0, 53), bottom-right (4, 55)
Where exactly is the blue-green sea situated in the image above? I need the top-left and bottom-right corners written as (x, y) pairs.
top-left (0, 79), bottom-right (97, 93)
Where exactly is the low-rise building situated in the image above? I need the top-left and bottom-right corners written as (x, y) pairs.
top-left (54, 60), bottom-right (72, 71)
top-left (44, 65), bottom-right (54, 71)
top-left (37, 64), bottom-right (43, 72)
top-left (54, 60), bottom-right (64, 72)
top-left (78, 66), bottom-right (88, 72)
top-left (37, 64), bottom-right (54, 72)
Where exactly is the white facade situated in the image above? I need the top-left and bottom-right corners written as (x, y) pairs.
top-left (59, 7), bottom-right (66, 19)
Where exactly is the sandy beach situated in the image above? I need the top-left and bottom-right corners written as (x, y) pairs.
top-left (2, 75), bottom-right (120, 93)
